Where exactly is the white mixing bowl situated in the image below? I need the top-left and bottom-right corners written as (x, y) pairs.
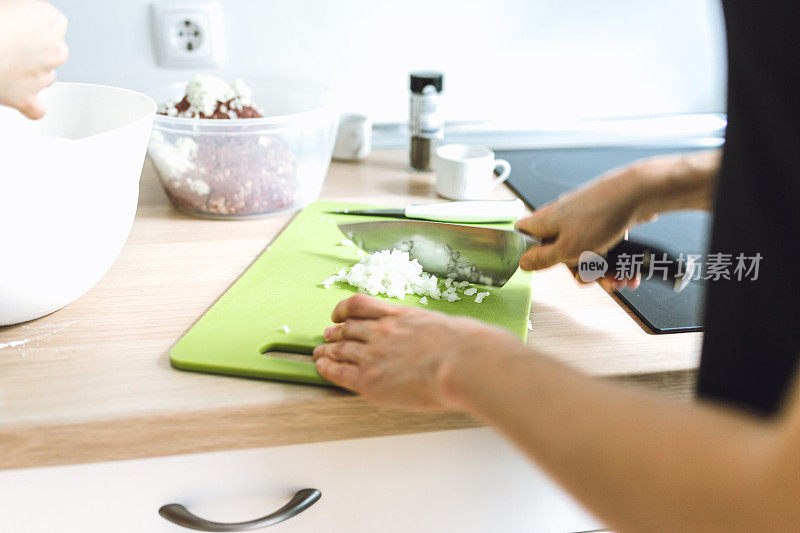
top-left (0, 83), bottom-right (156, 326)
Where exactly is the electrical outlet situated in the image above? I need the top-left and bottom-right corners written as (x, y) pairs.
top-left (152, 1), bottom-right (225, 67)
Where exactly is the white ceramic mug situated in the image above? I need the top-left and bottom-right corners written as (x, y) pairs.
top-left (332, 113), bottom-right (372, 161)
top-left (434, 144), bottom-right (511, 200)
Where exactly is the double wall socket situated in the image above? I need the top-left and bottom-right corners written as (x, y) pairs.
top-left (152, 1), bottom-right (225, 67)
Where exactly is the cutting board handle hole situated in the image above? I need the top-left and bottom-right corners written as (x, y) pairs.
top-left (260, 342), bottom-right (316, 356)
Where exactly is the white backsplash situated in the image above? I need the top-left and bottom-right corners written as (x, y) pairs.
top-left (52, 0), bottom-right (726, 123)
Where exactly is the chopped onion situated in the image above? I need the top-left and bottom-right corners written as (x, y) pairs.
top-left (321, 249), bottom-right (490, 304)
top-left (474, 291), bottom-right (490, 304)
top-left (321, 249), bottom-right (440, 300)
top-left (280, 324), bottom-right (291, 333)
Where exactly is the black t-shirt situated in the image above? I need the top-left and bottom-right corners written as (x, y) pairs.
top-left (697, 1), bottom-right (800, 416)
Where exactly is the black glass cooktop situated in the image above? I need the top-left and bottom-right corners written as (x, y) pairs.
top-left (499, 144), bottom-right (718, 333)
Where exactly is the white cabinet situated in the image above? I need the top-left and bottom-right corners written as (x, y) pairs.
top-left (0, 428), bottom-right (602, 532)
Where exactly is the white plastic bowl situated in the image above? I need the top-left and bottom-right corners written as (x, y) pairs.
top-left (147, 78), bottom-right (338, 219)
top-left (0, 83), bottom-right (155, 326)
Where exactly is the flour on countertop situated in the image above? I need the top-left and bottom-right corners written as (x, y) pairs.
top-left (0, 321), bottom-right (76, 352)
top-left (0, 338), bottom-right (32, 349)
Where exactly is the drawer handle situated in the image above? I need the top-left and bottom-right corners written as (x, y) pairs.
top-left (158, 488), bottom-right (321, 531)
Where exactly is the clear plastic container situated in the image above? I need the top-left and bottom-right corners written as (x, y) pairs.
top-left (147, 78), bottom-right (338, 219)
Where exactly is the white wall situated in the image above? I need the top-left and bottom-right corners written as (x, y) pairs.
top-left (53, 0), bottom-right (726, 123)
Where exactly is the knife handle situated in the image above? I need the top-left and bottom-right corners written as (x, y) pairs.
top-left (518, 233), bottom-right (688, 292)
top-left (405, 199), bottom-right (526, 223)
top-left (605, 240), bottom-right (688, 292)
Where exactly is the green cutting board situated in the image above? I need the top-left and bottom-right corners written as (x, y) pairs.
top-left (170, 200), bottom-right (533, 386)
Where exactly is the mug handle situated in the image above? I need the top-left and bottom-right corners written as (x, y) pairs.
top-left (492, 159), bottom-right (512, 188)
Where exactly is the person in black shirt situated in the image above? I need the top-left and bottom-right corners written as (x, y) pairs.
top-left (314, 2), bottom-right (800, 530)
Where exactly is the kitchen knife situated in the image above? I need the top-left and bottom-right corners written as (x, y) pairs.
top-left (329, 199), bottom-right (526, 224)
top-left (338, 220), bottom-right (690, 291)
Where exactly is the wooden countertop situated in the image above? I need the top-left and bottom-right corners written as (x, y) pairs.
top-left (0, 150), bottom-right (702, 470)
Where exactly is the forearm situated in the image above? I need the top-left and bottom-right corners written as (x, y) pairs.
top-left (627, 150), bottom-right (721, 222)
top-left (438, 347), bottom-right (792, 532)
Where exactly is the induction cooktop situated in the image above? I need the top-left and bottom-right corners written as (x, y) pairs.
top-left (498, 144), bottom-right (719, 333)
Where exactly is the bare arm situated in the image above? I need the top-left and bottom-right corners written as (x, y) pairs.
top-left (441, 344), bottom-right (798, 532)
top-left (632, 149), bottom-right (721, 217)
top-left (314, 294), bottom-right (800, 532)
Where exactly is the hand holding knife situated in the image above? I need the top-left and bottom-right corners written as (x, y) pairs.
top-left (335, 200), bottom-right (689, 292)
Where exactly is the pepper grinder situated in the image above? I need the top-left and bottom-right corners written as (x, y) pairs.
top-left (408, 71), bottom-right (444, 171)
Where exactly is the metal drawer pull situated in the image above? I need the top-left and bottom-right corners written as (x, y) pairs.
top-left (158, 488), bottom-right (321, 531)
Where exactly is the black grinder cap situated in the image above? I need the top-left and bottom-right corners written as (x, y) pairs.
top-left (409, 71), bottom-right (444, 94)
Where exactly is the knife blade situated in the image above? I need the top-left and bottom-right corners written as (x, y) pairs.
top-left (337, 220), bottom-right (689, 290)
top-left (338, 220), bottom-right (533, 287)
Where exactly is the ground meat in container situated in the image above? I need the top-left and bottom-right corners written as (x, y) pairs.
top-left (170, 96), bottom-right (264, 120)
top-left (150, 75), bottom-right (300, 217)
top-left (160, 134), bottom-right (298, 217)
